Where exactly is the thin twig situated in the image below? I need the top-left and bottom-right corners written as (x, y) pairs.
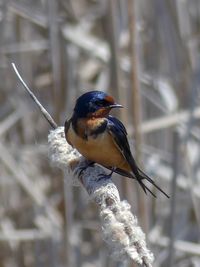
top-left (11, 63), bottom-right (57, 129)
top-left (168, 131), bottom-right (179, 267)
top-left (141, 106), bottom-right (200, 134)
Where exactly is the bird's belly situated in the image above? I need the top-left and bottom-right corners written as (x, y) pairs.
top-left (67, 126), bottom-right (126, 168)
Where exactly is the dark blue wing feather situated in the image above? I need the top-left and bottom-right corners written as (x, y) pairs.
top-left (108, 115), bottom-right (127, 135)
top-left (107, 116), bottom-right (169, 198)
top-left (107, 115), bottom-right (139, 174)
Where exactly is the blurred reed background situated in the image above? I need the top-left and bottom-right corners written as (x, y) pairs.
top-left (0, 0), bottom-right (200, 266)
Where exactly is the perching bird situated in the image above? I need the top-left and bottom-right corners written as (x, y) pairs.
top-left (65, 91), bottom-right (169, 198)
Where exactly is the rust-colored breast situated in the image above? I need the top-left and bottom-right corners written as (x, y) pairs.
top-left (74, 117), bottom-right (106, 138)
top-left (66, 120), bottom-right (130, 171)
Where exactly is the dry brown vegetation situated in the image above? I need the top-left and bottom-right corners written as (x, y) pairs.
top-left (0, 0), bottom-right (200, 267)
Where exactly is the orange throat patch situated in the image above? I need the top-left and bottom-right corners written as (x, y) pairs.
top-left (88, 107), bottom-right (111, 118)
top-left (75, 117), bottom-right (106, 139)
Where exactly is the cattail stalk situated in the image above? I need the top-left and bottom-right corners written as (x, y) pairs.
top-left (48, 127), bottom-right (154, 266)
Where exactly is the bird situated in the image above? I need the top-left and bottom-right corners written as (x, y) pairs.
top-left (65, 90), bottom-right (169, 198)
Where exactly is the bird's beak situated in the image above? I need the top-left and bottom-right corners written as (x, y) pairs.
top-left (109, 103), bottom-right (123, 109)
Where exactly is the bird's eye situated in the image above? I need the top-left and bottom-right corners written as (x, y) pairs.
top-left (94, 99), bottom-right (104, 106)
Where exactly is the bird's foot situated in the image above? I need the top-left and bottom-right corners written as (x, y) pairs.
top-left (77, 160), bottom-right (95, 176)
top-left (97, 167), bottom-right (116, 181)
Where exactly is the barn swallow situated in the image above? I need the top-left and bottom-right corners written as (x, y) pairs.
top-left (65, 91), bottom-right (169, 198)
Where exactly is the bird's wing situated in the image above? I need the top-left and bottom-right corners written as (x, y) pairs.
top-left (107, 116), bottom-right (139, 174)
top-left (107, 116), bottom-right (169, 198)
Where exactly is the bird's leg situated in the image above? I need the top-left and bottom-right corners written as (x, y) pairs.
top-left (108, 167), bottom-right (116, 177)
top-left (97, 167), bottom-right (116, 181)
top-left (78, 160), bottom-right (95, 176)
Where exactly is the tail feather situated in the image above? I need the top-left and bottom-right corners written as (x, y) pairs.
top-left (137, 168), bottom-right (170, 198)
top-left (106, 165), bottom-right (169, 198)
top-left (137, 178), bottom-right (157, 198)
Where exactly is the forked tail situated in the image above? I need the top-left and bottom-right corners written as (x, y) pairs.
top-left (136, 167), bottom-right (170, 198)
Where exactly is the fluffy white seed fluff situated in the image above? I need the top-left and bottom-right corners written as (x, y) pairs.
top-left (48, 127), bottom-right (154, 266)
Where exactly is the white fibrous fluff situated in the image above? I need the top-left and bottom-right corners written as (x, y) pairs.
top-left (48, 127), bottom-right (81, 169)
top-left (48, 127), bottom-right (154, 267)
top-left (100, 200), bottom-right (154, 265)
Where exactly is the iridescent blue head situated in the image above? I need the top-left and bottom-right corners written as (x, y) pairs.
top-left (74, 91), bottom-right (123, 118)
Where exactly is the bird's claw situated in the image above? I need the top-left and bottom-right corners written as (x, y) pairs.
top-left (96, 167), bottom-right (116, 181)
top-left (77, 160), bottom-right (95, 176)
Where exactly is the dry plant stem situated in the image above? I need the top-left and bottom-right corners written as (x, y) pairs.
top-left (48, 127), bottom-right (154, 267)
top-left (128, 0), bottom-right (148, 234)
top-left (11, 63), bottom-right (57, 129)
top-left (128, 0), bottom-right (142, 162)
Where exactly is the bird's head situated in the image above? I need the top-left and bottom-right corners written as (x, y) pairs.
top-left (74, 91), bottom-right (123, 118)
